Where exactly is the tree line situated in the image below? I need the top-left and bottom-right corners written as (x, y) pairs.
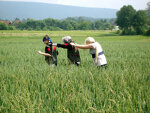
top-left (0, 17), bottom-right (116, 31)
top-left (0, 3), bottom-right (150, 36)
top-left (116, 3), bottom-right (150, 35)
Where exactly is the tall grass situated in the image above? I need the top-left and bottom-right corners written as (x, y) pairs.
top-left (0, 30), bottom-right (150, 112)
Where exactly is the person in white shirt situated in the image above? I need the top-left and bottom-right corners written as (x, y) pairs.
top-left (71, 37), bottom-right (107, 67)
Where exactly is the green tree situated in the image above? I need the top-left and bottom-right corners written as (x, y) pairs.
top-left (36, 20), bottom-right (46, 30)
top-left (60, 20), bottom-right (73, 30)
top-left (146, 2), bottom-right (150, 18)
top-left (103, 22), bottom-right (111, 30)
top-left (95, 20), bottom-right (103, 30)
top-left (2, 17), bottom-right (115, 31)
top-left (91, 23), bottom-right (96, 30)
top-left (78, 21), bottom-right (90, 30)
top-left (146, 2), bottom-right (150, 35)
top-left (132, 10), bottom-right (148, 34)
top-left (116, 5), bottom-right (136, 35)
top-left (26, 19), bottom-right (37, 30)
top-left (69, 21), bottom-right (78, 30)
top-left (44, 18), bottom-right (60, 28)
top-left (16, 22), bottom-right (26, 30)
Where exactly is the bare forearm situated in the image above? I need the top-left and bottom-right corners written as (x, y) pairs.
top-left (75, 44), bottom-right (93, 49)
top-left (41, 53), bottom-right (51, 56)
top-left (38, 51), bottom-right (51, 56)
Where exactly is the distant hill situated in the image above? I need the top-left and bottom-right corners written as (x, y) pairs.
top-left (0, 1), bottom-right (117, 20)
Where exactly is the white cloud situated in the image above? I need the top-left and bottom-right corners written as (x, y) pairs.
top-left (1, 0), bottom-right (149, 10)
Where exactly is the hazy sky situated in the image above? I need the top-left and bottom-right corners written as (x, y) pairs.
top-left (1, 0), bottom-right (149, 10)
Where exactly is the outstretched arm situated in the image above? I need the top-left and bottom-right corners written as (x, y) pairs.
top-left (53, 43), bottom-right (72, 49)
top-left (70, 43), bottom-right (93, 49)
top-left (38, 51), bottom-right (51, 57)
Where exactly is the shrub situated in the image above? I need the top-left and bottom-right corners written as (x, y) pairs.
top-left (0, 23), bottom-right (8, 30)
top-left (8, 26), bottom-right (16, 30)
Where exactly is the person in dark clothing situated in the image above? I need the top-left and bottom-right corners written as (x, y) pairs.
top-left (38, 35), bottom-right (58, 66)
top-left (53, 36), bottom-right (81, 66)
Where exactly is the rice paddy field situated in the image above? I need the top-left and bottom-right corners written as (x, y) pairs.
top-left (0, 30), bottom-right (150, 113)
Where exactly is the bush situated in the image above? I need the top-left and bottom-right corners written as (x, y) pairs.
top-left (135, 27), bottom-right (145, 35)
top-left (43, 27), bottom-right (48, 31)
top-left (36, 26), bottom-right (41, 31)
top-left (116, 30), bottom-right (121, 34)
top-left (121, 28), bottom-right (136, 35)
top-left (49, 26), bottom-right (62, 31)
top-left (8, 26), bottom-right (16, 30)
top-left (27, 27), bottom-right (32, 31)
top-left (0, 23), bottom-right (8, 30)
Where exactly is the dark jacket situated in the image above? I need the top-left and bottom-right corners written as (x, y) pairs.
top-left (57, 43), bottom-right (81, 65)
top-left (45, 45), bottom-right (58, 65)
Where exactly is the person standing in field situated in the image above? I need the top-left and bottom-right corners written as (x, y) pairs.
top-left (38, 35), bottom-right (58, 66)
top-left (53, 36), bottom-right (81, 66)
top-left (71, 37), bottom-right (107, 68)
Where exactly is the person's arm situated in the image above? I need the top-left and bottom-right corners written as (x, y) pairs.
top-left (53, 43), bottom-right (72, 49)
top-left (38, 51), bottom-right (51, 57)
top-left (70, 43), bottom-right (93, 49)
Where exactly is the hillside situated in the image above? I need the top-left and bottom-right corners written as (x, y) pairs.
top-left (0, 1), bottom-right (117, 20)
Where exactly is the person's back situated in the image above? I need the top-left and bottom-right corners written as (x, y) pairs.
top-left (89, 42), bottom-right (107, 66)
top-left (55, 36), bottom-right (81, 66)
top-left (67, 44), bottom-right (80, 65)
top-left (70, 37), bottom-right (107, 68)
top-left (45, 45), bottom-right (58, 66)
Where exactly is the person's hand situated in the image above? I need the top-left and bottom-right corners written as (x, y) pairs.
top-left (52, 43), bottom-right (57, 46)
top-left (38, 50), bottom-right (42, 54)
top-left (47, 54), bottom-right (51, 57)
top-left (70, 42), bottom-right (75, 46)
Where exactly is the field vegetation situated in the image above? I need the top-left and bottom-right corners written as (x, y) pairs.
top-left (0, 30), bottom-right (150, 112)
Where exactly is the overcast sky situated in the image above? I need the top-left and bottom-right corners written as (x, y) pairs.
top-left (1, 0), bottom-right (149, 10)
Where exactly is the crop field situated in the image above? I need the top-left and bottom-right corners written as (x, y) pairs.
top-left (0, 30), bottom-right (150, 113)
